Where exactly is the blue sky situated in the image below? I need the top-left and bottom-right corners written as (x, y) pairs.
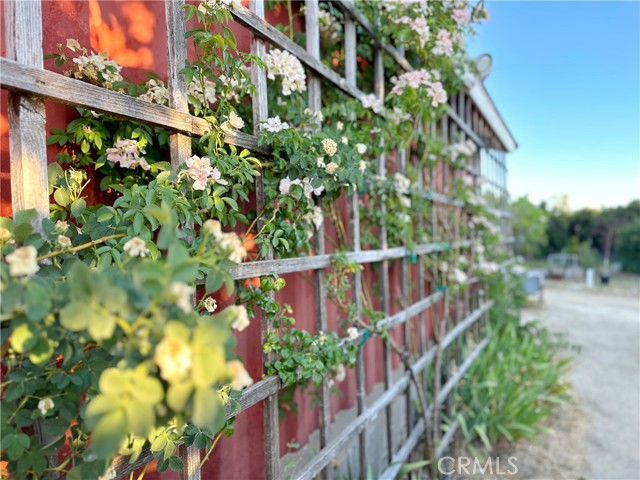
top-left (467, 1), bottom-right (640, 211)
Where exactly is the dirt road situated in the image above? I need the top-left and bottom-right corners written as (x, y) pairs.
top-left (520, 279), bottom-right (640, 480)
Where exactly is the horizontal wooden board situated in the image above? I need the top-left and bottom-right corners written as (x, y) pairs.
top-left (292, 303), bottom-right (492, 480)
top-left (0, 58), bottom-right (271, 155)
top-left (230, 241), bottom-right (474, 280)
top-left (379, 337), bottom-right (489, 480)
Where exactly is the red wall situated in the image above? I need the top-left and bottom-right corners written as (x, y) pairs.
top-left (0, 2), bottom-right (444, 478)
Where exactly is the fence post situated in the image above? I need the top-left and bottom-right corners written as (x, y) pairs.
top-left (165, 1), bottom-right (201, 477)
top-left (4, 0), bottom-right (48, 229)
top-left (344, 11), bottom-right (368, 479)
top-left (305, 2), bottom-right (333, 479)
top-left (249, 1), bottom-right (281, 479)
top-left (373, 44), bottom-right (394, 464)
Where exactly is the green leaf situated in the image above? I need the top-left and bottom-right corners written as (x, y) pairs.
top-left (10, 323), bottom-right (38, 353)
top-left (70, 198), bottom-right (87, 218)
top-left (59, 301), bottom-right (91, 331)
top-left (14, 209), bottom-right (37, 226)
top-left (192, 387), bottom-right (222, 430)
top-left (168, 456), bottom-right (184, 472)
top-left (13, 222), bottom-right (34, 243)
top-left (399, 460), bottom-right (431, 475)
top-left (124, 401), bottom-right (154, 438)
top-left (133, 212), bottom-right (144, 234)
top-left (87, 312), bottom-right (116, 341)
top-left (150, 433), bottom-right (168, 453)
top-left (167, 381), bottom-right (193, 412)
top-left (205, 270), bottom-right (223, 294)
top-left (25, 280), bottom-right (52, 321)
top-left (53, 189), bottom-right (71, 207)
top-left (89, 407), bottom-right (127, 458)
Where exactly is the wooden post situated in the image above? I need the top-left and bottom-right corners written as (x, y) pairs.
top-left (305, 2), bottom-right (333, 479)
top-left (344, 11), bottom-right (368, 479)
top-left (249, 1), bottom-right (280, 479)
top-left (373, 44), bottom-right (394, 463)
top-left (165, 2), bottom-right (201, 477)
top-left (5, 0), bottom-right (48, 228)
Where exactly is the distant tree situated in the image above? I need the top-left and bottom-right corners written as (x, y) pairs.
top-left (568, 209), bottom-right (598, 249)
top-left (544, 208), bottom-right (570, 255)
top-left (596, 200), bottom-right (640, 264)
top-left (511, 195), bottom-right (548, 259)
top-left (616, 218), bottom-right (640, 273)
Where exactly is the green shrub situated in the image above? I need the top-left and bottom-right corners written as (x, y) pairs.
top-left (616, 218), bottom-right (640, 273)
top-left (454, 272), bottom-right (572, 453)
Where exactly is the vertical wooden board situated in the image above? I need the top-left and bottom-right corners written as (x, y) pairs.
top-left (165, 2), bottom-right (200, 477)
top-left (305, 0), bottom-right (322, 112)
top-left (398, 146), bottom-right (412, 431)
top-left (373, 44), bottom-right (393, 463)
top-left (166, 0), bottom-right (192, 171)
top-left (179, 443), bottom-right (201, 480)
top-left (305, 2), bottom-right (331, 477)
top-left (249, 1), bottom-right (279, 479)
top-left (344, 12), bottom-right (367, 478)
top-left (5, 0), bottom-right (48, 228)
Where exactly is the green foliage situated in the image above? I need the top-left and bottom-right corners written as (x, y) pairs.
top-left (0, 211), bottom-right (247, 477)
top-left (511, 195), bottom-right (548, 259)
top-left (454, 271), bottom-right (572, 452)
top-left (616, 218), bottom-right (640, 273)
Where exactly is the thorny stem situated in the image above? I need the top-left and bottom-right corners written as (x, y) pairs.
top-left (286, 0), bottom-right (294, 41)
top-left (200, 430), bottom-right (224, 467)
top-left (244, 205), bottom-right (267, 239)
top-left (36, 233), bottom-right (126, 261)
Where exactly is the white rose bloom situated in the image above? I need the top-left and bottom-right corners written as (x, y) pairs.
top-left (154, 336), bottom-right (192, 382)
top-left (203, 219), bottom-right (223, 239)
top-left (170, 281), bottom-right (195, 313)
top-left (219, 233), bottom-right (246, 263)
top-left (123, 237), bottom-right (149, 257)
top-left (262, 116), bottom-right (290, 133)
top-left (346, 327), bottom-right (359, 340)
top-left (55, 220), bottom-right (69, 233)
top-left (228, 360), bottom-right (254, 391)
top-left (279, 176), bottom-right (301, 195)
top-left (334, 364), bottom-right (346, 383)
top-left (325, 162), bottom-right (338, 175)
top-left (303, 206), bottom-right (324, 229)
top-left (302, 177), bottom-right (325, 198)
top-left (265, 48), bottom-right (306, 96)
top-left (355, 143), bottom-right (367, 154)
top-left (322, 138), bottom-right (338, 157)
top-left (57, 235), bottom-right (72, 249)
top-left (228, 111), bottom-right (245, 130)
top-left (451, 268), bottom-right (468, 284)
top-left (6, 246), bottom-right (40, 277)
top-left (229, 305), bottom-right (250, 331)
top-left (66, 38), bottom-right (81, 52)
top-left (38, 398), bottom-right (55, 415)
top-left (204, 297), bottom-right (218, 313)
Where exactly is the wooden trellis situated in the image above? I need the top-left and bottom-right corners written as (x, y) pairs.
top-left (0, 0), bottom-right (515, 479)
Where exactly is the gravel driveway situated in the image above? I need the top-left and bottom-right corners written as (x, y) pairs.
top-left (519, 278), bottom-right (640, 480)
